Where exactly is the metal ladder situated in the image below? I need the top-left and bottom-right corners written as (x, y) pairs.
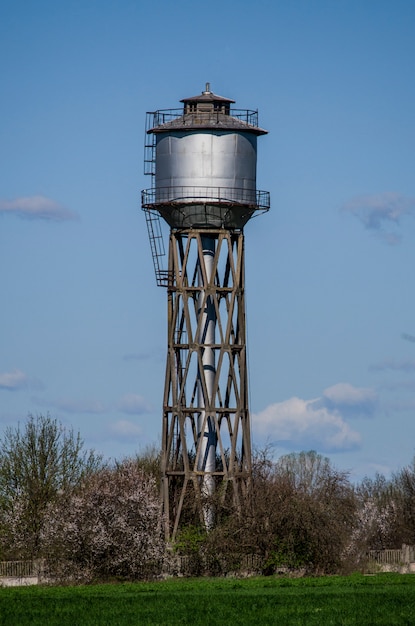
top-left (144, 118), bottom-right (156, 176)
top-left (143, 112), bottom-right (170, 287)
top-left (144, 208), bottom-right (170, 287)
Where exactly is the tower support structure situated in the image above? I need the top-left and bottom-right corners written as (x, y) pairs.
top-left (141, 84), bottom-right (269, 540)
top-left (161, 228), bottom-right (251, 538)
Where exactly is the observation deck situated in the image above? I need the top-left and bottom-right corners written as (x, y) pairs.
top-left (142, 186), bottom-right (270, 229)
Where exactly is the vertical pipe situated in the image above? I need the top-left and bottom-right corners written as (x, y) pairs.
top-left (197, 235), bottom-right (216, 528)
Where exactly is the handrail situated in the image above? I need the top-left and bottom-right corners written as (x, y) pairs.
top-left (147, 108), bottom-right (259, 128)
top-left (142, 186), bottom-right (270, 212)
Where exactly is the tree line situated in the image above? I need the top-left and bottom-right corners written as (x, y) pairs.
top-left (1, 414), bottom-right (415, 582)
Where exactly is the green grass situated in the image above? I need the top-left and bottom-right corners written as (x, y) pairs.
top-left (1, 573), bottom-right (415, 625)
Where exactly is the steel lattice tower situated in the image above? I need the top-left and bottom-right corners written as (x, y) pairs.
top-left (142, 84), bottom-right (269, 540)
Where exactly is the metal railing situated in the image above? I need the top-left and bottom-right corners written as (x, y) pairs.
top-left (0, 560), bottom-right (37, 577)
top-left (167, 553), bottom-right (264, 576)
top-left (147, 108), bottom-right (259, 129)
top-left (367, 545), bottom-right (415, 565)
top-left (367, 549), bottom-right (403, 565)
top-left (142, 186), bottom-right (270, 212)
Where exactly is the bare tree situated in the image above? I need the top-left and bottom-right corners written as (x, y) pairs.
top-left (0, 413), bottom-right (102, 559)
top-left (251, 451), bottom-right (356, 574)
top-left (391, 457), bottom-right (415, 545)
top-left (189, 449), bottom-right (357, 575)
top-left (135, 444), bottom-right (161, 484)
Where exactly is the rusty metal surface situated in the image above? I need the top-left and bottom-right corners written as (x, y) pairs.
top-left (160, 230), bottom-right (252, 539)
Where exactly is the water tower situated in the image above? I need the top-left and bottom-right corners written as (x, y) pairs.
top-left (141, 84), bottom-right (269, 540)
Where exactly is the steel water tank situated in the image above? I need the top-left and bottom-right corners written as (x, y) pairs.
top-left (145, 84), bottom-right (268, 229)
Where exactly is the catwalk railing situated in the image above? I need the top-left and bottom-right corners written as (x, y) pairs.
top-left (142, 186), bottom-right (270, 211)
top-left (147, 108), bottom-right (260, 128)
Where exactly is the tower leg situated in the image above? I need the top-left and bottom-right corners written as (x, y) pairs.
top-left (161, 229), bottom-right (252, 540)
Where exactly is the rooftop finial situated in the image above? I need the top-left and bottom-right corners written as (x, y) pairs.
top-left (203, 82), bottom-right (211, 94)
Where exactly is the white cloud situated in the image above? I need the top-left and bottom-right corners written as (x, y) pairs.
top-left (33, 393), bottom-right (151, 416)
top-left (118, 393), bottom-right (150, 415)
top-left (342, 192), bottom-right (415, 244)
top-left (52, 398), bottom-right (107, 414)
top-left (323, 382), bottom-right (376, 405)
top-left (369, 359), bottom-right (415, 373)
top-left (108, 419), bottom-right (142, 441)
top-left (380, 380), bottom-right (415, 392)
top-left (0, 195), bottom-right (79, 221)
top-left (320, 382), bottom-right (377, 416)
top-left (254, 394), bottom-right (361, 453)
top-left (402, 333), bottom-right (415, 344)
top-left (0, 369), bottom-right (28, 390)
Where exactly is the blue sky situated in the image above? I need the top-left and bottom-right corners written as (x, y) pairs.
top-left (1, 0), bottom-right (415, 482)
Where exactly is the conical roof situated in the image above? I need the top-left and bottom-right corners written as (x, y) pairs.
top-left (149, 83), bottom-right (267, 136)
top-left (180, 82), bottom-right (235, 105)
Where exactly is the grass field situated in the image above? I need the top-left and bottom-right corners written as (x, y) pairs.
top-left (1, 573), bottom-right (415, 625)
